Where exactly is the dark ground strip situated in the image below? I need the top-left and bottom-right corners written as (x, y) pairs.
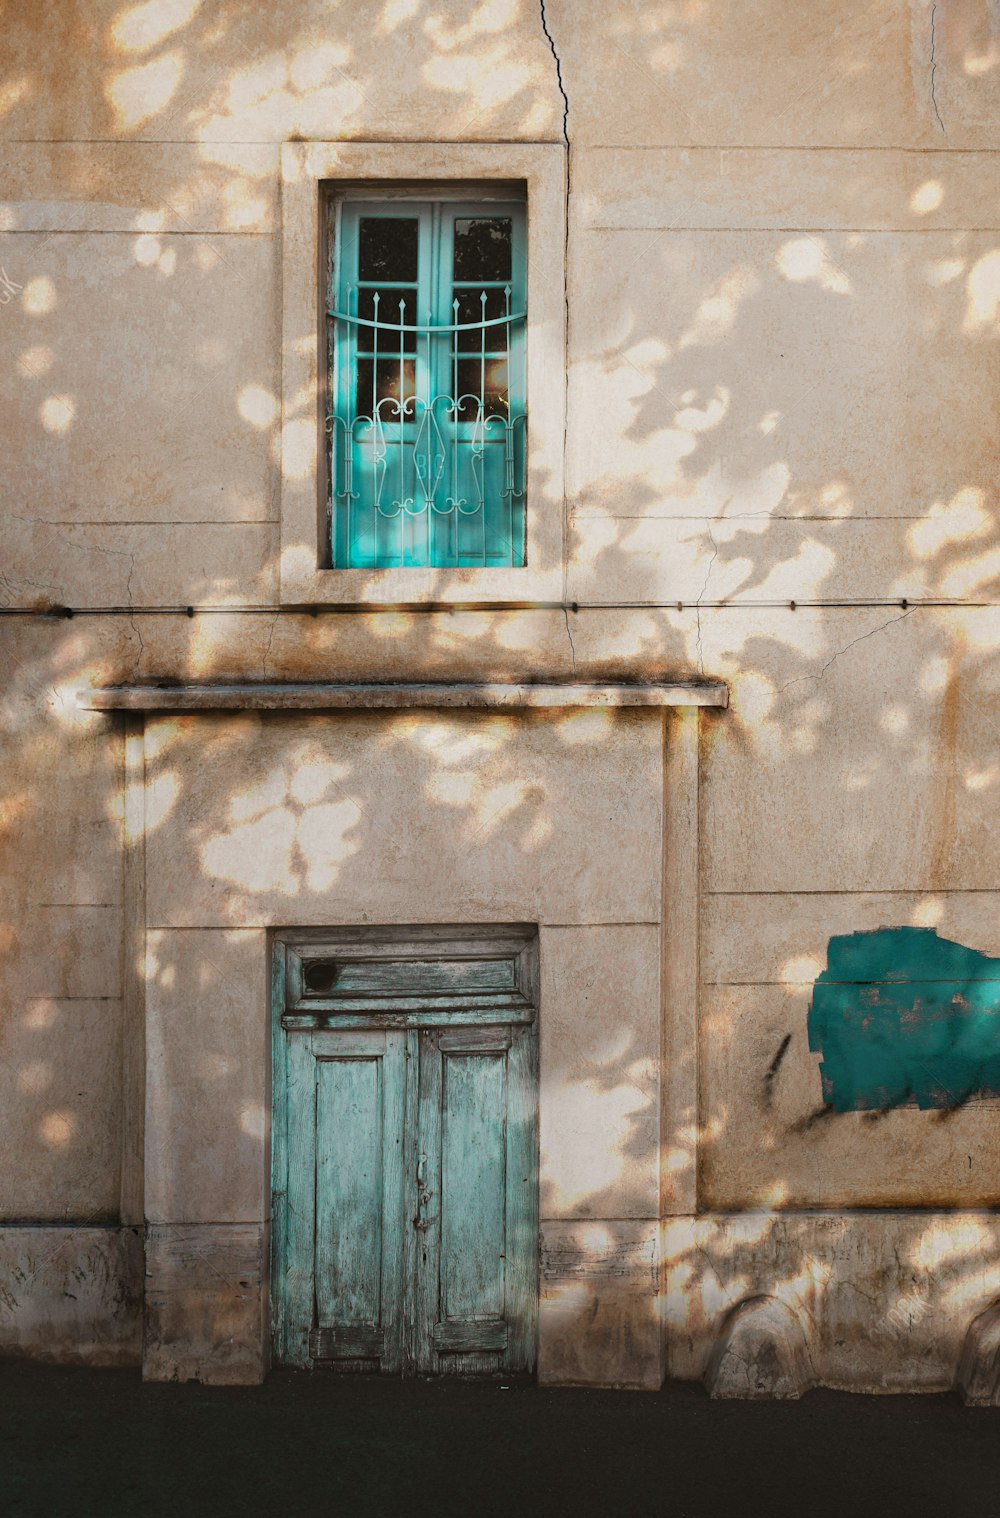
top-left (1, 1364), bottom-right (998, 1517)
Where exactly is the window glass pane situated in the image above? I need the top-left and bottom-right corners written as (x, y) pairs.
top-left (358, 217), bottom-right (418, 281)
top-left (453, 288), bottom-right (510, 353)
top-left (455, 357), bottom-right (508, 419)
top-left (453, 217), bottom-right (512, 282)
top-left (356, 358), bottom-right (416, 418)
top-left (357, 288), bottom-right (417, 352)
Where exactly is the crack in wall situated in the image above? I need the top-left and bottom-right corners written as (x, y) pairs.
top-left (930, 3), bottom-right (946, 134)
top-left (694, 526), bottom-right (719, 677)
top-left (261, 610), bottom-right (279, 678)
top-left (562, 604), bottom-right (577, 676)
top-left (539, 0), bottom-right (569, 147)
top-left (125, 552), bottom-right (144, 678)
top-left (777, 607), bottom-right (913, 694)
top-left (539, 0), bottom-right (572, 609)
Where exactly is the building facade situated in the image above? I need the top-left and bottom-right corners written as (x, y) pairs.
top-left (3, 0), bottom-right (1000, 1397)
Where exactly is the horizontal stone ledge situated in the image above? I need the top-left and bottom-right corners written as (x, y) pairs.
top-left (77, 680), bottom-right (728, 712)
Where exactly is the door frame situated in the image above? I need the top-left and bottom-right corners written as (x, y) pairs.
top-left (269, 924), bottom-right (539, 1372)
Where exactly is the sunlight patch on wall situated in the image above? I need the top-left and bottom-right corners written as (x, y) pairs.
top-left (240, 1104), bottom-right (266, 1142)
top-left (401, 714), bottom-right (514, 764)
top-left (911, 896), bottom-right (945, 928)
top-left (144, 770), bottom-right (179, 833)
top-left (712, 460), bottom-right (791, 525)
top-left (288, 759), bottom-right (351, 807)
top-left (222, 179), bottom-right (269, 231)
top-left (908, 487), bottom-right (990, 560)
top-left (144, 720), bottom-right (183, 761)
top-left (780, 954), bottom-right (824, 986)
top-left (110, 0), bottom-right (203, 53)
top-left (678, 266), bottom-right (759, 350)
top-left (134, 233), bottom-right (176, 275)
top-left (40, 395), bottom-right (75, 434)
top-left (50, 677), bottom-right (101, 731)
top-left (423, 53), bottom-right (534, 108)
top-left (461, 780), bottom-right (543, 840)
top-left (237, 385), bottom-right (279, 430)
top-left (106, 53), bottom-right (184, 131)
top-left (879, 702), bottom-right (910, 735)
top-left (198, 747), bottom-right (362, 900)
top-left (541, 1076), bottom-right (648, 1212)
top-left (227, 53), bottom-right (287, 112)
top-left (288, 41), bottom-right (351, 91)
top-left (0, 76), bottom-right (33, 118)
top-left (910, 179), bottom-right (944, 214)
top-left (18, 345), bottom-right (52, 377)
top-left (912, 1216), bottom-right (994, 1272)
top-left (964, 764), bottom-right (998, 792)
top-left (938, 547), bottom-right (1000, 599)
top-left (379, 0), bottom-right (420, 32)
top-left (926, 255), bottom-right (965, 287)
top-left (25, 1000), bottom-right (57, 1031)
top-left (39, 1111), bottom-right (74, 1147)
top-left (743, 538), bottom-right (836, 603)
top-left (22, 277), bottom-right (55, 315)
top-left (776, 237), bottom-right (852, 295)
top-left (964, 249), bottom-right (1000, 332)
top-left (190, 45), bottom-right (366, 141)
top-left (673, 385), bottom-right (729, 433)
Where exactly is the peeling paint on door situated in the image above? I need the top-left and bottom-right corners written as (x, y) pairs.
top-left (808, 928), bottom-right (1000, 1112)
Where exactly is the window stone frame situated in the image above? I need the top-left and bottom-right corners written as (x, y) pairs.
top-left (278, 142), bottom-right (567, 605)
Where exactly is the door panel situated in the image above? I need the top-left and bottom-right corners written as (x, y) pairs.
top-left (281, 1033), bottom-right (318, 1367)
top-left (502, 1025), bottom-right (540, 1372)
top-left (436, 1044), bottom-right (508, 1376)
top-left (315, 1056), bottom-right (383, 1330)
top-left (277, 1012), bottom-right (536, 1376)
top-left (285, 1030), bottom-right (406, 1371)
top-left (416, 1024), bottom-right (536, 1375)
top-left (440, 1048), bottom-right (507, 1322)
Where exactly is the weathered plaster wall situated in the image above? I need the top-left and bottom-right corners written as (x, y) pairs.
top-left (2, 0), bottom-right (1000, 1388)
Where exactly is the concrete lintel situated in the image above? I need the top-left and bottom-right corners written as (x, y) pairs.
top-left (78, 680), bottom-right (729, 712)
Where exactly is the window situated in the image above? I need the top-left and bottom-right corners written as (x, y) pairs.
top-left (327, 196), bottom-right (527, 569)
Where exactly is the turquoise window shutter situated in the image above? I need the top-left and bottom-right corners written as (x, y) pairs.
top-left (328, 200), bottom-right (527, 569)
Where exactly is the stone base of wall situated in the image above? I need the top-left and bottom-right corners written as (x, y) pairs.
top-left (663, 1212), bottom-right (1000, 1398)
top-left (143, 1223), bottom-right (269, 1385)
top-left (4, 1212), bottom-right (1000, 1398)
top-left (539, 1220), bottom-right (662, 1389)
top-left (0, 1226), bottom-right (141, 1367)
top-left (538, 1211), bottom-right (1000, 1397)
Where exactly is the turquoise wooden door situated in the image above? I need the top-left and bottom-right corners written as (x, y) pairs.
top-left (413, 1024), bottom-right (536, 1375)
top-left (272, 931), bottom-right (538, 1377)
top-left (282, 1030), bottom-right (407, 1371)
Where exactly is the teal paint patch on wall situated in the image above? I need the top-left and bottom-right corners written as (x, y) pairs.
top-left (807, 927), bottom-right (1000, 1112)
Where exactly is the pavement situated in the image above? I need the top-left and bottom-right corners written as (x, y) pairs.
top-left (1, 1363), bottom-right (998, 1517)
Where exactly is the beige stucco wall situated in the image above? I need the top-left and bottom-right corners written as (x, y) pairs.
top-left (2, 0), bottom-right (1000, 1391)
